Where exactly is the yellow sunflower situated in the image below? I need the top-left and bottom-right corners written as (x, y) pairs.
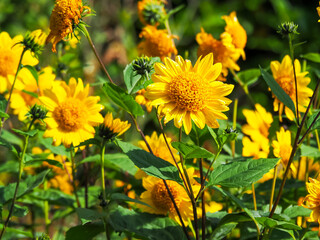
top-left (196, 28), bottom-right (239, 81)
top-left (272, 127), bottom-right (293, 168)
top-left (39, 78), bottom-right (104, 147)
top-left (135, 89), bottom-right (153, 113)
top-left (137, 0), bottom-right (167, 26)
top-left (145, 53), bottom-right (233, 135)
top-left (138, 175), bottom-right (193, 226)
top-left (46, 0), bottom-right (91, 52)
top-left (317, 2), bottom-right (320, 22)
top-left (270, 55), bottom-right (313, 121)
top-left (138, 25), bottom-right (178, 61)
top-left (242, 136), bottom-right (269, 159)
top-left (98, 112), bottom-right (131, 141)
top-left (0, 31), bottom-right (38, 93)
top-left (303, 178), bottom-right (320, 230)
top-left (292, 157), bottom-right (320, 181)
top-left (9, 67), bottom-right (56, 121)
top-left (242, 104), bottom-right (272, 156)
top-left (222, 11), bottom-right (247, 60)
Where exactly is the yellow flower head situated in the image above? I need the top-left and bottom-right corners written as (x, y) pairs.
top-left (145, 53), bottom-right (234, 134)
top-left (196, 28), bottom-right (239, 81)
top-left (139, 131), bottom-right (178, 165)
top-left (138, 25), bottom-right (178, 61)
top-left (292, 157), bottom-right (320, 181)
top-left (138, 175), bottom-right (193, 226)
top-left (270, 55), bottom-right (313, 121)
top-left (21, 29), bottom-right (47, 57)
top-left (9, 67), bottom-right (56, 121)
top-left (242, 103), bottom-right (272, 155)
top-left (137, 0), bottom-right (167, 26)
top-left (39, 78), bottom-right (104, 147)
top-left (46, 0), bottom-right (91, 52)
top-left (98, 112), bottom-right (131, 141)
top-left (303, 178), bottom-right (320, 226)
top-left (135, 89), bottom-right (153, 112)
top-left (272, 127), bottom-right (292, 167)
top-left (222, 11), bottom-right (247, 59)
top-left (242, 136), bottom-right (269, 159)
top-left (0, 31), bottom-right (38, 93)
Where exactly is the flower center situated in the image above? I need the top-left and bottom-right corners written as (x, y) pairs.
top-left (151, 181), bottom-right (181, 212)
top-left (53, 98), bottom-right (86, 132)
top-left (169, 72), bottom-right (207, 112)
top-left (0, 50), bottom-right (17, 77)
top-left (276, 76), bottom-right (295, 98)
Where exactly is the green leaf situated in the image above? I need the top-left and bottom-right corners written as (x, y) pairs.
top-left (256, 217), bottom-right (301, 230)
top-left (0, 95), bottom-right (7, 112)
top-left (116, 140), bottom-right (182, 183)
top-left (75, 208), bottom-right (104, 225)
top-left (39, 131), bottom-right (69, 156)
top-left (260, 66), bottom-right (295, 115)
top-left (210, 186), bottom-right (260, 235)
top-left (23, 65), bottom-right (39, 84)
top-left (238, 68), bottom-right (261, 86)
top-left (12, 128), bottom-right (38, 137)
top-left (300, 53), bottom-right (320, 63)
top-left (65, 222), bottom-right (104, 240)
top-left (0, 224), bottom-right (33, 238)
top-left (306, 110), bottom-right (320, 132)
top-left (300, 144), bottom-right (320, 158)
top-left (12, 204), bottom-right (29, 217)
top-left (171, 142), bottom-right (214, 159)
top-left (102, 82), bottom-right (144, 118)
top-left (210, 222), bottom-right (237, 240)
top-left (283, 205), bottom-right (312, 218)
top-left (208, 158), bottom-right (279, 188)
top-left (1, 129), bottom-right (23, 147)
top-left (0, 161), bottom-right (19, 173)
top-left (123, 63), bottom-right (143, 94)
top-left (21, 89), bottom-right (38, 98)
top-left (0, 136), bottom-right (18, 156)
top-left (0, 170), bottom-right (49, 204)
top-left (110, 193), bottom-right (151, 207)
top-left (24, 158), bottom-right (63, 169)
top-left (30, 188), bottom-right (75, 206)
top-left (109, 206), bottom-right (187, 240)
top-left (0, 110), bottom-right (9, 119)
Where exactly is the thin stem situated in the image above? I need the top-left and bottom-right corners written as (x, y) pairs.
top-left (155, 111), bottom-right (189, 195)
top-left (199, 159), bottom-right (206, 240)
top-left (231, 99), bottom-right (238, 158)
top-left (100, 142), bottom-right (106, 202)
top-left (252, 183), bottom-right (257, 211)
top-left (298, 110), bottom-right (320, 144)
top-left (0, 49), bottom-right (26, 134)
top-left (130, 114), bottom-right (191, 240)
top-left (269, 165), bottom-right (278, 212)
top-left (230, 69), bottom-right (255, 107)
top-left (84, 27), bottom-right (114, 84)
top-left (288, 34), bottom-right (299, 126)
top-left (44, 180), bottom-right (50, 233)
top-left (0, 120), bottom-right (33, 239)
top-left (70, 150), bottom-right (81, 208)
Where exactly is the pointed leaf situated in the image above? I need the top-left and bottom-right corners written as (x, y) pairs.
top-left (171, 141), bottom-right (214, 159)
top-left (238, 68), bottom-right (261, 86)
top-left (12, 128), bottom-right (38, 137)
top-left (260, 66), bottom-right (295, 115)
top-left (300, 53), bottom-right (320, 63)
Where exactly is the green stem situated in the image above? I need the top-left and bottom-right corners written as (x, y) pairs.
top-left (230, 69), bottom-right (255, 106)
top-left (83, 26), bottom-right (114, 84)
top-left (70, 150), bottom-right (81, 208)
top-left (0, 119), bottom-right (33, 239)
top-left (44, 180), bottom-right (50, 233)
top-left (0, 49), bottom-right (26, 134)
top-left (288, 33), bottom-right (299, 126)
top-left (252, 183), bottom-right (257, 211)
top-left (100, 142), bottom-right (106, 202)
top-left (269, 165), bottom-right (278, 212)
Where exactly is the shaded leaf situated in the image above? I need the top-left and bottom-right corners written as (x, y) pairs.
top-left (65, 222), bottom-right (104, 240)
top-left (260, 66), bottom-right (295, 114)
top-left (300, 53), bottom-right (320, 63)
top-left (171, 142), bottom-right (214, 159)
top-left (283, 205), bottom-right (312, 218)
top-left (76, 208), bottom-right (104, 225)
top-left (110, 193), bottom-right (151, 207)
top-left (12, 129), bottom-right (38, 137)
top-left (256, 217), bottom-right (301, 230)
top-left (210, 222), bottom-right (237, 240)
top-left (238, 68), bottom-right (261, 86)
top-left (116, 140), bottom-right (182, 183)
top-left (306, 110), bottom-right (320, 132)
top-left (300, 144), bottom-right (320, 158)
top-left (30, 188), bottom-right (75, 206)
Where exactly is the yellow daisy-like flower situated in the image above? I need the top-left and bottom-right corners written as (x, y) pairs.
top-left (272, 127), bottom-right (292, 167)
top-left (270, 55), bottom-right (313, 121)
top-left (135, 89), bottom-right (153, 113)
top-left (138, 175), bottom-right (193, 226)
top-left (292, 157), bottom-right (320, 181)
top-left (0, 31), bottom-right (38, 93)
top-left (137, 0), bottom-right (167, 26)
top-left (242, 136), bottom-right (269, 159)
top-left (138, 25), bottom-right (178, 61)
top-left (196, 28), bottom-right (239, 81)
top-left (98, 112), bottom-right (131, 141)
top-left (39, 78), bottom-right (104, 147)
top-left (317, 2), bottom-right (320, 22)
top-left (222, 11), bottom-right (247, 60)
top-left (139, 131), bottom-right (178, 165)
top-left (242, 104), bottom-right (273, 155)
top-left (9, 67), bottom-right (56, 121)
top-left (145, 53), bottom-right (234, 135)
top-left (46, 0), bottom-right (90, 52)
top-left (303, 178), bottom-right (320, 229)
